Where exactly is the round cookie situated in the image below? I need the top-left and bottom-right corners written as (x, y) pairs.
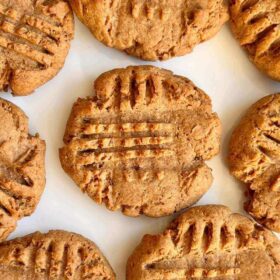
top-left (229, 0), bottom-right (280, 81)
top-left (0, 98), bottom-right (45, 241)
top-left (127, 205), bottom-right (280, 280)
top-left (229, 93), bottom-right (280, 232)
top-left (0, 230), bottom-right (116, 279)
top-left (59, 66), bottom-right (221, 217)
top-left (0, 0), bottom-right (74, 96)
top-left (69, 0), bottom-right (228, 61)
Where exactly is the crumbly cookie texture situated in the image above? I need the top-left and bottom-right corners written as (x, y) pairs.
top-left (0, 0), bottom-right (74, 96)
top-left (230, 0), bottom-right (280, 81)
top-left (0, 230), bottom-right (116, 279)
top-left (127, 205), bottom-right (280, 280)
top-left (69, 0), bottom-right (228, 61)
top-left (60, 66), bottom-right (221, 217)
top-left (0, 98), bottom-right (45, 241)
top-left (229, 94), bottom-right (280, 232)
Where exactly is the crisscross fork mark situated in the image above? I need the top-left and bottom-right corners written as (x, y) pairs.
top-left (97, 71), bottom-right (166, 110)
top-left (235, 0), bottom-right (280, 56)
top-left (142, 219), bottom-right (258, 279)
top-left (0, 3), bottom-right (64, 68)
top-left (143, 266), bottom-right (240, 279)
top-left (131, 2), bottom-right (171, 21)
top-left (10, 240), bottom-right (86, 278)
top-left (80, 122), bottom-right (174, 137)
top-left (75, 122), bottom-right (175, 165)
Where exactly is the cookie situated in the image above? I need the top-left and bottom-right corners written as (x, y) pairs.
top-left (0, 0), bottom-right (74, 96)
top-left (59, 66), bottom-right (221, 217)
top-left (229, 0), bottom-right (280, 81)
top-left (229, 94), bottom-right (280, 232)
top-left (0, 98), bottom-right (45, 241)
top-left (69, 0), bottom-right (228, 61)
top-left (0, 230), bottom-right (116, 279)
top-left (127, 205), bottom-right (280, 280)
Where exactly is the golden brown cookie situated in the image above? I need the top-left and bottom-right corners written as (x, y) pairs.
top-left (69, 0), bottom-right (228, 61)
top-left (0, 230), bottom-right (116, 279)
top-left (59, 66), bottom-right (221, 217)
top-left (127, 205), bottom-right (280, 280)
top-left (229, 93), bottom-right (280, 232)
top-left (0, 0), bottom-right (74, 96)
top-left (0, 98), bottom-right (45, 241)
top-left (229, 0), bottom-right (280, 81)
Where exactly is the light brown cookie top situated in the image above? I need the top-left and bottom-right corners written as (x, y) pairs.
top-left (0, 98), bottom-right (45, 241)
top-left (0, 230), bottom-right (116, 279)
top-left (69, 0), bottom-right (228, 61)
top-left (229, 93), bottom-right (280, 232)
top-left (229, 0), bottom-right (280, 81)
top-left (0, 0), bottom-right (74, 96)
top-left (127, 205), bottom-right (280, 280)
top-left (59, 66), bottom-right (221, 217)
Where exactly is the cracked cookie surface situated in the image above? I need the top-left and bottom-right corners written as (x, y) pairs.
top-left (69, 0), bottom-right (228, 61)
top-left (230, 0), bottom-right (280, 81)
top-left (59, 66), bottom-right (221, 217)
top-left (127, 205), bottom-right (280, 280)
top-left (0, 230), bottom-right (116, 279)
top-left (0, 0), bottom-right (74, 96)
top-left (229, 93), bottom-right (280, 232)
top-left (0, 98), bottom-right (45, 241)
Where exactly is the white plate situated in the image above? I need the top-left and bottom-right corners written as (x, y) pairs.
top-left (2, 18), bottom-right (280, 279)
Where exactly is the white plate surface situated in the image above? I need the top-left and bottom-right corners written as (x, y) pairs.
top-left (2, 17), bottom-right (280, 279)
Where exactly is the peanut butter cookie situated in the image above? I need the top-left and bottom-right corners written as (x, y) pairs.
top-left (0, 230), bottom-right (116, 279)
top-left (69, 0), bottom-right (228, 61)
top-left (230, 0), bottom-right (280, 81)
top-left (0, 0), bottom-right (74, 96)
top-left (0, 98), bottom-right (45, 241)
top-left (229, 93), bottom-right (280, 232)
top-left (127, 205), bottom-right (280, 279)
top-left (60, 66), bottom-right (221, 217)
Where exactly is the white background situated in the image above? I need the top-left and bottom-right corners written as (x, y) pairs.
top-left (2, 17), bottom-right (280, 279)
